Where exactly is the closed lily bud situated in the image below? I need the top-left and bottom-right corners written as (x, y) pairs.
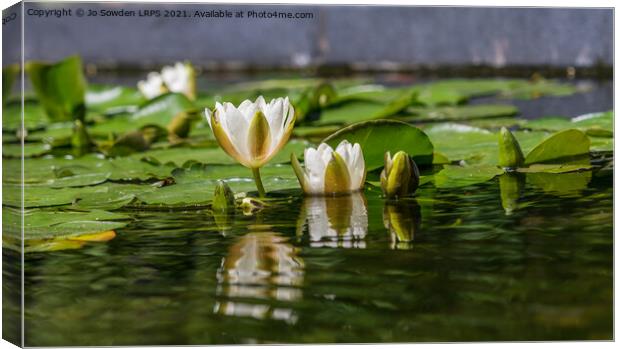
top-left (380, 151), bottom-right (419, 198)
top-left (205, 96), bottom-right (296, 169)
top-left (213, 180), bottom-right (235, 213)
top-left (161, 62), bottom-right (196, 100)
top-left (498, 127), bottom-right (524, 169)
top-left (71, 119), bottom-right (92, 156)
top-left (137, 72), bottom-right (167, 99)
top-left (291, 140), bottom-right (366, 196)
top-left (167, 111), bottom-right (193, 139)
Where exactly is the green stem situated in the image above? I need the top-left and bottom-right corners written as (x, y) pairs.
top-left (252, 167), bottom-right (266, 198)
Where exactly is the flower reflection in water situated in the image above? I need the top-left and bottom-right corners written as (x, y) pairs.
top-left (214, 232), bottom-right (304, 324)
top-left (383, 199), bottom-right (421, 250)
top-left (298, 192), bottom-right (368, 249)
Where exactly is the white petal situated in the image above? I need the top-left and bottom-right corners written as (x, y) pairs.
top-left (303, 147), bottom-right (327, 193)
top-left (220, 103), bottom-right (250, 159)
top-left (205, 108), bottom-right (213, 129)
top-left (264, 98), bottom-right (285, 151)
top-left (335, 140), bottom-right (352, 164)
top-left (237, 99), bottom-right (259, 122)
top-left (161, 62), bottom-right (190, 95)
top-left (137, 72), bottom-right (164, 99)
top-left (349, 143), bottom-right (365, 190)
top-left (316, 143), bottom-right (334, 166)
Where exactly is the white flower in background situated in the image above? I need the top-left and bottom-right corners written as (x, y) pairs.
top-left (299, 193), bottom-right (368, 249)
top-left (291, 140), bottom-right (365, 195)
top-left (161, 62), bottom-right (196, 100)
top-left (137, 72), bottom-right (167, 99)
top-left (206, 96), bottom-right (295, 169)
top-left (205, 96), bottom-right (296, 197)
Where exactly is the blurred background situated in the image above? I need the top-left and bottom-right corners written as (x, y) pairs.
top-left (3, 2), bottom-right (613, 75)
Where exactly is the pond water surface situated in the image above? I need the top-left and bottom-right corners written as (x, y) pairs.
top-left (3, 74), bottom-right (613, 345)
top-left (4, 171), bottom-right (612, 345)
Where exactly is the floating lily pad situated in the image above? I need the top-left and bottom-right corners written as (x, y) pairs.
top-left (425, 123), bottom-right (549, 165)
top-left (524, 111), bottom-right (613, 137)
top-left (316, 100), bottom-right (386, 125)
top-left (3, 143), bottom-right (51, 158)
top-left (3, 100), bottom-right (49, 131)
top-left (86, 84), bottom-right (145, 114)
top-left (132, 139), bottom-right (309, 167)
top-left (323, 119), bottom-right (434, 170)
top-left (405, 104), bottom-right (518, 122)
top-left (434, 165), bottom-right (505, 188)
top-left (3, 207), bottom-right (129, 240)
top-left (524, 129), bottom-right (590, 166)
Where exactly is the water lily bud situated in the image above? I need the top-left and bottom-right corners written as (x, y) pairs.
top-left (291, 140), bottom-right (366, 196)
top-left (167, 111), bottom-right (193, 140)
top-left (71, 119), bottom-right (92, 156)
top-left (213, 180), bottom-right (235, 213)
top-left (380, 151), bottom-right (420, 198)
top-left (498, 127), bottom-right (524, 169)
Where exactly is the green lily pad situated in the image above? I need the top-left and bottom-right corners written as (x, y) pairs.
top-left (90, 93), bottom-right (194, 135)
top-left (86, 84), bottom-right (145, 114)
top-left (135, 163), bottom-right (301, 206)
top-left (3, 207), bottom-right (129, 240)
top-left (316, 100), bottom-right (386, 125)
top-left (425, 123), bottom-right (549, 165)
top-left (524, 129), bottom-right (590, 166)
top-left (405, 104), bottom-right (518, 122)
top-left (434, 165), bottom-right (505, 188)
top-left (517, 164), bottom-right (592, 174)
top-left (524, 111), bottom-right (613, 137)
top-left (132, 139), bottom-right (309, 167)
top-left (73, 184), bottom-right (155, 210)
top-left (3, 143), bottom-right (51, 157)
top-left (4, 184), bottom-right (101, 208)
top-left (323, 119), bottom-right (434, 170)
top-left (3, 100), bottom-right (50, 131)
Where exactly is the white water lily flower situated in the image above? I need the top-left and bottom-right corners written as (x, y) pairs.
top-left (291, 140), bottom-right (365, 195)
top-left (205, 96), bottom-right (295, 169)
top-left (161, 62), bottom-right (195, 100)
top-left (137, 72), bottom-right (167, 99)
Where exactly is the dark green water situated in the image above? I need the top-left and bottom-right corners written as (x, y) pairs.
top-left (5, 167), bottom-right (612, 345)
